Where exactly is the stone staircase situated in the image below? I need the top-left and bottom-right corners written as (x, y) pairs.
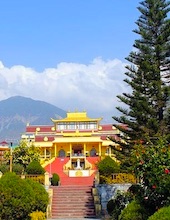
top-left (45, 157), bottom-right (100, 218)
top-left (50, 185), bottom-right (96, 219)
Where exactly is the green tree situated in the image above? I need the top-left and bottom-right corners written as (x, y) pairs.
top-left (111, 0), bottom-right (170, 168)
top-left (110, 0), bottom-right (170, 215)
top-left (5, 140), bottom-right (41, 170)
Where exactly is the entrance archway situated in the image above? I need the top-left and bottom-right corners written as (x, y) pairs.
top-left (90, 148), bottom-right (97, 157)
top-left (58, 149), bottom-right (66, 157)
top-left (72, 144), bottom-right (83, 156)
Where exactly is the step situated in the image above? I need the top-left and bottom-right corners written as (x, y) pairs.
top-left (52, 212), bottom-right (96, 217)
top-left (52, 208), bottom-right (95, 212)
top-left (52, 192), bottom-right (93, 196)
top-left (52, 198), bottom-right (94, 203)
top-left (52, 201), bottom-right (94, 206)
top-left (51, 185), bottom-right (96, 219)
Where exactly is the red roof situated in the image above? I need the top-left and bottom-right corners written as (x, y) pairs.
top-left (100, 124), bottom-right (115, 131)
top-left (100, 134), bottom-right (119, 141)
top-left (26, 125), bottom-right (54, 133)
top-left (26, 127), bottom-right (37, 132)
top-left (0, 141), bottom-right (9, 145)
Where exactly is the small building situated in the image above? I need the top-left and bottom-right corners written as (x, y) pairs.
top-left (0, 141), bottom-right (10, 163)
top-left (21, 111), bottom-right (121, 172)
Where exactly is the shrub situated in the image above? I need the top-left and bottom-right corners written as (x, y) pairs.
top-left (12, 163), bottom-right (25, 174)
top-left (128, 184), bottom-right (142, 195)
top-left (132, 139), bottom-right (170, 213)
top-left (0, 163), bottom-right (24, 175)
top-left (97, 156), bottom-right (120, 177)
top-left (0, 172), bottom-right (49, 220)
top-left (107, 191), bottom-right (132, 219)
top-left (25, 179), bottom-right (49, 212)
top-left (0, 172), bottom-right (35, 220)
top-left (0, 164), bottom-right (9, 174)
top-left (128, 184), bottom-right (145, 200)
top-left (119, 200), bottom-right (148, 220)
top-left (26, 160), bottom-right (45, 174)
top-left (29, 211), bottom-right (46, 220)
top-left (51, 173), bottom-right (60, 186)
top-left (148, 206), bottom-right (170, 220)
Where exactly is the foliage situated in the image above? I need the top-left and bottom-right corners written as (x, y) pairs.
top-left (128, 184), bottom-right (143, 197)
top-left (51, 173), bottom-right (60, 186)
top-left (148, 206), bottom-right (170, 220)
top-left (26, 160), bottom-right (45, 174)
top-left (131, 138), bottom-right (170, 213)
top-left (0, 172), bottom-right (48, 220)
top-left (0, 172), bottom-right (35, 220)
top-left (25, 179), bottom-right (49, 212)
top-left (5, 140), bottom-right (41, 170)
top-left (111, 0), bottom-right (170, 168)
top-left (13, 163), bottom-right (25, 174)
top-left (29, 211), bottom-right (46, 220)
top-left (119, 200), bottom-right (148, 220)
top-left (97, 156), bottom-right (120, 177)
top-left (110, 0), bottom-right (170, 216)
top-left (0, 164), bottom-right (9, 174)
top-left (0, 163), bottom-right (24, 174)
top-left (99, 175), bottom-right (108, 184)
top-left (107, 191), bottom-right (132, 220)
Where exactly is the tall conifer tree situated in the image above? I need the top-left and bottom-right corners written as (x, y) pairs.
top-left (111, 0), bottom-right (170, 166)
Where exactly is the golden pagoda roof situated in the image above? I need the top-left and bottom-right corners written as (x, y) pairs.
top-left (51, 111), bottom-right (102, 123)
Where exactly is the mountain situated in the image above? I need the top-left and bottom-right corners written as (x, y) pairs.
top-left (0, 96), bottom-right (66, 143)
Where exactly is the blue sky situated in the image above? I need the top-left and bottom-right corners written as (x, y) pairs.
top-left (0, 0), bottom-right (140, 70)
top-left (0, 0), bottom-right (141, 122)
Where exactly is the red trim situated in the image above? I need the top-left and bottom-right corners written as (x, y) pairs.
top-left (35, 136), bottom-right (55, 142)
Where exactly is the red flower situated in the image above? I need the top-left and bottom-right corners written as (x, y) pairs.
top-left (152, 185), bottom-right (156, 189)
top-left (164, 168), bottom-right (170, 174)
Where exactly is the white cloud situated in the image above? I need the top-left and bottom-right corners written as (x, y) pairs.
top-left (0, 57), bottom-right (130, 123)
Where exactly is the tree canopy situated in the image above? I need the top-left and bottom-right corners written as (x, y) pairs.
top-left (110, 0), bottom-right (170, 215)
top-left (112, 0), bottom-right (170, 146)
top-left (7, 140), bottom-right (41, 169)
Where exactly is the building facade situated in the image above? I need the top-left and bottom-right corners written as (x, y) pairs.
top-left (21, 111), bottom-right (120, 171)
